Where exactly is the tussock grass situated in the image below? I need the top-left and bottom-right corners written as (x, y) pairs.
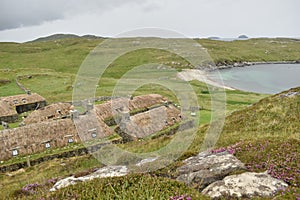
top-left (13, 173), bottom-right (208, 200)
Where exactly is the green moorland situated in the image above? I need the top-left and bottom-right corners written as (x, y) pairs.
top-left (0, 36), bottom-right (299, 199)
top-left (0, 36), bottom-right (299, 102)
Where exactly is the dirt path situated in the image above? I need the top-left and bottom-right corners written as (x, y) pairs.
top-left (177, 69), bottom-right (235, 90)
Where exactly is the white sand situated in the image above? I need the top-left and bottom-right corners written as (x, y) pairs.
top-left (177, 69), bottom-right (235, 90)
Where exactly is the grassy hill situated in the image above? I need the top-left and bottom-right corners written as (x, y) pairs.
top-left (219, 87), bottom-right (300, 144)
top-left (29, 34), bottom-right (105, 43)
top-left (199, 37), bottom-right (300, 65)
top-left (0, 36), bottom-right (299, 97)
top-left (0, 36), bottom-right (299, 199)
top-left (0, 36), bottom-right (269, 129)
top-left (1, 35), bottom-right (299, 103)
top-left (186, 87), bottom-right (300, 198)
top-left (0, 36), bottom-right (300, 74)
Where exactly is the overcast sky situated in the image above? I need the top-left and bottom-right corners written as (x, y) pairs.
top-left (0, 0), bottom-right (299, 42)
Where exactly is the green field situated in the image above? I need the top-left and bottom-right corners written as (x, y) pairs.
top-left (0, 36), bottom-right (299, 199)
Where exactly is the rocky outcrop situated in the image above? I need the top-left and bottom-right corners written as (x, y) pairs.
top-left (202, 171), bottom-right (288, 199)
top-left (280, 91), bottom-right (300, 98)
top-left (176, 151), bottom-right (246, 189)
top-left (176, 151), bottom-right (288, 199)
top-left (50, 165), bottom-right (128, 191)
top-left (47, 152), bottom-right (288, 200)
top-left (200, 61), bottom-right (300, 71)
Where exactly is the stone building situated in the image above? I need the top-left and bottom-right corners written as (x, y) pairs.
top-left (1, 93), bottom-right (46, 114)
top-left (23, 102), bottom-right (72, 125)
top-left (0, 94), bottom-right (181, 161)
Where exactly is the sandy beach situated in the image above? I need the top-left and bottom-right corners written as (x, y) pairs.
top-left (177, 69), bottom-right (235, 90)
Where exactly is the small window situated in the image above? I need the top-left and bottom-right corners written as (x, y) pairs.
top-left (88, 128), bottom-right (97, 138)
top-left (12, 149), bottom-right (18, 156)
top-left (68, 138), bottom-right (74, 143)
top-left (13, 99), bottom-right (18, 104)
top-left (45, 142), bottom-right (51, 148)
top-left (91, 132), bottom-right (97, 138)
top-left (22, 98), bottom-right (26, 103)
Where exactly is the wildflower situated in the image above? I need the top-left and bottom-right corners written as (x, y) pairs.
top-left (21, 183), bottom-right (41, 194)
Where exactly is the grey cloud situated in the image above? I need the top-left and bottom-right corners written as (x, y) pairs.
top-left (0, 0), bottom-right (67, 30)
top-left (0, 0), bottom-right (146, 31)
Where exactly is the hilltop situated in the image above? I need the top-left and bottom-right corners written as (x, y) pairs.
top-left (30, 33), bottom-right (104, 42)
top-left (0, 35), bottom-right (299, 74)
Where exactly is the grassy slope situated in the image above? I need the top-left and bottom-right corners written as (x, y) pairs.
top-left (0, 37), bottom-right (268, 129)
top-left (1, 37), bottom-right (299, 101)
top-left (1, 37), bottom-right (300, 72)
top-left (188, 87), bottom-right (299, 153)
top-left (1, 87), bottom-right (298, 200)
top-left (188, 87), bottom-right (300, 199)
top-left (0, 37), bottom-right (299, 199)
top-left (199, 38), bottom-right (300, 64)
top-left (219, 87), bottom-right (300, 145)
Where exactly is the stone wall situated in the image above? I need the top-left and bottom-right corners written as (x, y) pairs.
top-left (0, 115), bottom-right (18, 124)
top-left (16, 101), bottom-right (47, 113)
top-left (0, 141), bottom-right (121, 173)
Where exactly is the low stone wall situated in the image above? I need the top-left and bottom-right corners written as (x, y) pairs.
top-left (0, 140), bottom-right (120, 173)
top-left (0, 115), bottom-right (18, 124)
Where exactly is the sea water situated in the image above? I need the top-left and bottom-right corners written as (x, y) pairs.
top-left (208, 64), bottom-right (300, 94)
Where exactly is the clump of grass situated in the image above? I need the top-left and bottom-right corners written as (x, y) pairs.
top-left (42, 174), bottom-right (207, 200)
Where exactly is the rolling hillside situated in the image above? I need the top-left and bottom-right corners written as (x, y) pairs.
top-left (0, 35), bottom-right (299, 199)
top-left (219, 86), bottom-right (300, 145)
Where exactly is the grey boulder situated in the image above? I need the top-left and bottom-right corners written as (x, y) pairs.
top-left (202, 171), bottom-right (288, 199)
top-left (50, 165), bottom-right (128, 191)
top-left (176, 151), bottom-right (246, 188)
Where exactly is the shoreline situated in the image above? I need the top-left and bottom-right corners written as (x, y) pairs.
top-left (201, 60), bottom-right (300, 72)
top-left (177, 69), bottom-right (235, 90)
top-left (177, 61), bottom-right (300, 92)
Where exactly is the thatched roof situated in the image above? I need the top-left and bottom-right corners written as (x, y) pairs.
top-left (1, 93), bottom-right (46, 107)
top-left (94, 94), bottom-right (167, 120)
top-left (129, 94), bottom-right (167, 110)
top-left (0, 119), bottom-right (76, 152)
top-left (74, 110), bottom-right (113, 141)
top-left (0, 94), bottom-right (179, 160)
top-left (121, 105), bottom-right (181, 139)
top-left (0, 101), bottom-right (17, 117)
top-left (0, 114), bottom-right (114, 160)
top-left (94, 97), bottom-right (128, 120)
top-left (24, 103), bottom-right (72, 124)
